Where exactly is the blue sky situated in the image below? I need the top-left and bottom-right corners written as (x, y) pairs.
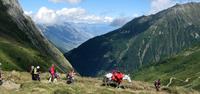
top-left (19, 0), bottom-right (150, 17)
top-left (18, 0), bottom-right (200, 25)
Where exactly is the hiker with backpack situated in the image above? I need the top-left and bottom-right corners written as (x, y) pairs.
top-left (33, 66), bottom-right (40, 81)
top-left (111, 71), bottom-right (124, 84)
top-left (154, 79), bottom-right (161, 91)
top-left (36, 66), bottom-right (41, 81)
top-left (66, 70), bottom-right (76, 84)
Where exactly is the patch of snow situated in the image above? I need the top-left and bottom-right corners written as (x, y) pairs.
top-left (195, 33), bottom-right (199, 39)
top-left (188, 22), bottom-right (192, 26)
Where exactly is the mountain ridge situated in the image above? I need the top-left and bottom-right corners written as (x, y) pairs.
top-left (65, 2), bottom-right (200, 76)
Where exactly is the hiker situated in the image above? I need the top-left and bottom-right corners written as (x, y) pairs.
top-left (0, 69), bottom-right (2, 85)
top-left (66, 70), bottom-right (76, 84)
top-left (154, 79), bottom-right (161, 91)
top-left (30, 66), bottom-right (34, 80)
top-left (111, 71), bottom-right (123, 83)
top-left (111, 69), bottom-right (117, 80)
top-left (53, 70), bottom-right (60, 82)
top-left (33, 66), bottom-right (40, 81)
top-left (55, 70), bottom-right (60, 78)
top-left (49, 64), bottom-right (56, 82)
top-left (36, 66), bottom-right (40, 81)
top-left (110, 71), bottom-right (124, 88)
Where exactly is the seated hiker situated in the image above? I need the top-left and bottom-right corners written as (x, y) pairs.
top-left (154, 79), bottom-right (161, 91)
top-left (111, 69), bottom-right (118, 79)
top-left (116, 72), bottom-right (124, 83)
top-left (55, 70), bottom-right (60, 79)
top-left (53, 70), bottom-right (60, 82)
top-left (111, 71), bottom-right (118, 82)
top-left (111, 71), bottom-right (124, 83)
top-left (67, 70), bottom-right (76, 84)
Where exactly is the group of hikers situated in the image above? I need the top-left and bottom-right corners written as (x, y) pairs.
top-left (30, 64), bottom-right (76, 84)
top-left (104, 70), bottom-right (161, 91)
top-left (0, 63), bottom-right (161, 91)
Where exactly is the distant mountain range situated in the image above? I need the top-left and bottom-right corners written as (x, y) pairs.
top-left (0, 0), bottom-right (72, 72)
top-left (65, 3), bottom-right (200, 76)
top-left (38, 23), bottom-right (116, 53)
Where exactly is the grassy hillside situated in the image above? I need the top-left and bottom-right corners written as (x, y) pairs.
top-left (0, 0), bottom-right (72, 72)
top-left (133, 46), bottom-right (200, 91)
top-left (0, 37), bottom-right (51, 71)
top-left (0, 71), bottom-right (199, 94)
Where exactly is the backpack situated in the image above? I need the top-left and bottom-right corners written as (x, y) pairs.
top-left (116, 73), bottom-right (123, 80)
top-left (33, 68), bottom-right (37, 74)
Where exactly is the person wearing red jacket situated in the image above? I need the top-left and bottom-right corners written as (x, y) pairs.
top-left (111, 71), bottom-right (124, 84)
top-left (50, 64), bottom-right (55, 82)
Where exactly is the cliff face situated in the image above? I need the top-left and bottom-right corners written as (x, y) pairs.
top-left (0, 0), bottom-right (72, 72)
top-left (66, 3), bottom-right (200, 76)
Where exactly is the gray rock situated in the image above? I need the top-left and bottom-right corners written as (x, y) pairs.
top-left (2, 81), bottom-right (21, 90)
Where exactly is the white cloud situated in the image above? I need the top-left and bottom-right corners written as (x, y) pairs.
top-left (80, 15), bottom-right (113, 23)
top-left (49, 0), bottom-right (82, 4)
top-left (24, 11), bottom-right (33, 16)
top-left (28, 7), bottom-right (114, 25)
top-left (132, 13), bottom-right (140, 18)
top-left (149, 0), bottom-right (200, 14)
top-left (110, 17), bottom-right (130, 27)
top-left (34, 7), bottom-right (57, 24)
top-left (56, 8), bottom-right (86, 16)
top-left (149, 0), bottom-right (176, 14)
top-left (110, 14), bottom-right (140, 27)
